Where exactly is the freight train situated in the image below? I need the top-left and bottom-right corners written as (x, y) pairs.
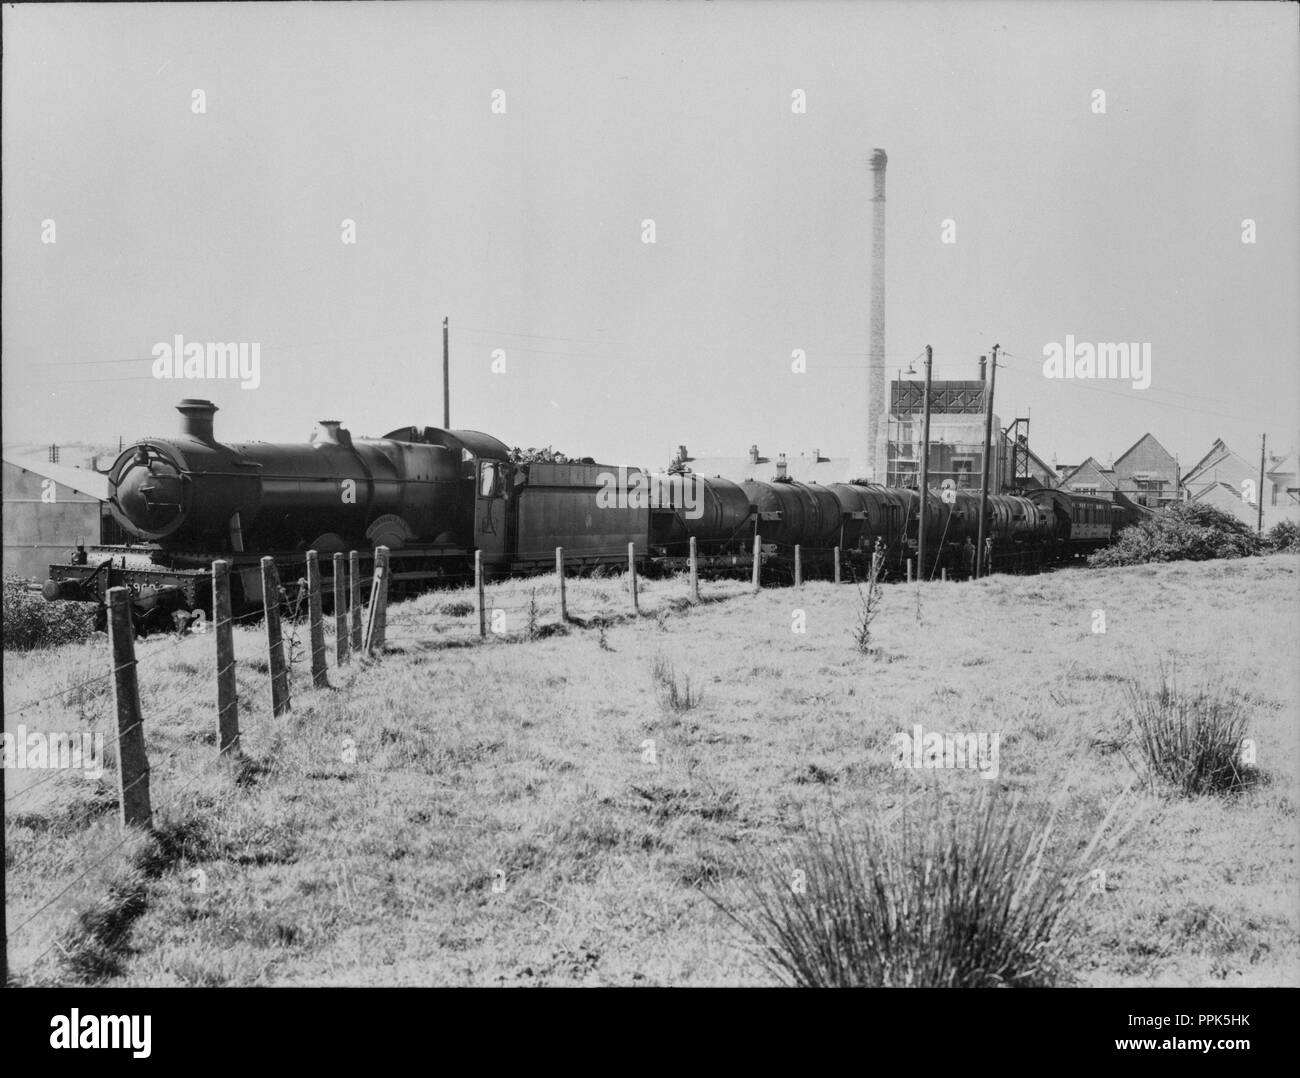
top-left (42, 400), bottom-right (1133, 632)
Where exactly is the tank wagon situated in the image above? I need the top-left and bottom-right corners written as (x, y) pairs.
top-left (42, 399), bottom-right (1131, 631)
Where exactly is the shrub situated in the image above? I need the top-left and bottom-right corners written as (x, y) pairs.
top-left (1265, 518), bottom-right (1300, 554)
top-left (853, 548), bottom-right (885, 654)
top-left (711, 792), bottom-right (1129, 987)
top-left (438, 601), bottom-right (475, 618)
top-left (1120, 662), bottom-right (1253, 796)
top-left (1089, 502), bottom-right (1262, 567)
top-left (2, 572), bottom-right (97, 650)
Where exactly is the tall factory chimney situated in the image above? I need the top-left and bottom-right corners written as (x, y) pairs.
top-left (867, 148), bottom-right (888, 482)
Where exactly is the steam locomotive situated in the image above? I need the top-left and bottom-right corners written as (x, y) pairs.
top-left (42, 399), bottom-right (1128, 631)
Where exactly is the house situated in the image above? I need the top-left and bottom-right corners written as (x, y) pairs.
top-left (2, 454), bottom-right (112, 580)
top-left (1056, 456), bottom-right (1118, 498)
top-left (1183, 439), bottom-right (1258, 502)
top-left (1184, 440), bottom-right (1300, 528)
top-left (1112, 433), bottom-right (1181, 508)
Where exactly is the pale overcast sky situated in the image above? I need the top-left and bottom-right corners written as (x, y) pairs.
top-left (3, 0), bottom-right (1297, 472)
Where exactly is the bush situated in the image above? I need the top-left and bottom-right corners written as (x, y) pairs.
top-left (1089, 502), bottom-right (1262, 567)
top-left (1121, 663), bottom-right (1253, 796)
top-left (1265, 519), bottom-right (1300, 554)
top-left (2, 572), bottom-right (97, 650)
top-left (712, 792), bottom-right (1129, 987)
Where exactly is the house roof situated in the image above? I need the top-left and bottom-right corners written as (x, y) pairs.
top-left (2, 453), bottom-right (111, 501)
top-left (1183, 438), bottom-right (1233, 484)
top-left (1192, 480), bottom-right (1244, 503)
top-left (1057, 456), bottom-right (1116, 489)
top-left (1113, 432), bottom-right (1176, 472)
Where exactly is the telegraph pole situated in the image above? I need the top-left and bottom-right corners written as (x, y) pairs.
top-left (917, 345), bottom-right (933, 582)
top-left (442, 316), bottom-right (451, 429)
top-left (975, 344), bottom-right (999, 577)
top-left (1257, 433), bottom-right (1267, 535)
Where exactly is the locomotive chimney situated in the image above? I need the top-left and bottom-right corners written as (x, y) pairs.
top-left (315, 420), bottom-right (342, 445)
top-left (177, 399), bottom-right (218, 444)
top-left (979, 355), bottom-right (987, 382)
top-left (867, 148), bottom-right (888, 482)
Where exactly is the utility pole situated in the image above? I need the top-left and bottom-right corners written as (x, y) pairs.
top-left (976, 344), bottom-right (999, 578)
top-left (917, 345), bottom-right (933, 582)
top-left (442, 316), bottom-right (451, 429)
top-left (1258, 433), bottom-right (1267, 535)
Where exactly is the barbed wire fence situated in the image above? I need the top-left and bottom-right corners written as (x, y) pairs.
top-left (4, 533), bottom-right (992, 978)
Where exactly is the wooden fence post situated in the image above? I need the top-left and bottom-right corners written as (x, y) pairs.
top-left (556, 547), bottom-right (567, 621)
top-left (833, 546), bottom-right (841, 584)
top-left (941, 567), bottom-right (949, 582)
top-left (262, 557), bottom-right (290, 716)
top-left (108, 587), bottom-right (151, 829)
top-left (794, 544), bottom-right (802, 587)
top-left (689, 536), bottom-right (700, 602)
top-left (306, 550), bottom-right (328, 687)
top-left (213, 561), bottom-right (239, 760)
top-left (364, 545), bottom-right (390, 656)
top-left (752, 534), bottom-right (762, 592)
top-left (906, 558), bottom-right (914, 584)
top-left (349, 551), bottom-right (363, 652)
top-left (627, 542), bottom-right (639, 613)
top-left (476, 549), bottom-right (486, 639)
top-left (333, 552), bottom-right (349, 665)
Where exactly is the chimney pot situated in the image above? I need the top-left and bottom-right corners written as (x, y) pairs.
top-left (749, 444), bottom-right (759, 464)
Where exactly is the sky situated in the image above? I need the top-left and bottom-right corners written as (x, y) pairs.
top-left (3, 0), bottom-right (1298, 475)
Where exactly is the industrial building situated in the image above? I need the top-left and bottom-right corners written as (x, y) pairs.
top-left (2, 454), bottom-right (112, 580)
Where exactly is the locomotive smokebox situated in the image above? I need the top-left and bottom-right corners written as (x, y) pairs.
top-left (178, 399), bottom-right (218, 444)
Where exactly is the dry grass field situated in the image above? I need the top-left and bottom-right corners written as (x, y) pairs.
top-left (5, 555), bottom-right (1298, 986)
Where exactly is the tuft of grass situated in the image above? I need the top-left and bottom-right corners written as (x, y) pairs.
top-left (1120, 663), bottom-right (1254, 796)
top-left (651, 657), bottom-right (702, 712)
top-left (711, 791), bottom-right (1133, 988)
top-left (439, 601), bottom-right (475, 618)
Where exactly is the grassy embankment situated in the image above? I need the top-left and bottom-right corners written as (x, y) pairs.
top-left (5, 556), bottom-right (1297, 985)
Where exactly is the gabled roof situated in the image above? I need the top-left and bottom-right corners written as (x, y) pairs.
top-left (1183, 438), bottom-right (1232, 483)
top-left (2, 453), bottom-right (110, 501)
top-left (1266, 451), bottom-right (1296, 480)
top-left (1057, 456), bottom-right (1116, 490)
top-left (1192, 480), bottom-right (1244, 503)
top-left (1113, 432), bottom-right (1177, 473)
top-left (1024, 446), bottom-right (1058, 481)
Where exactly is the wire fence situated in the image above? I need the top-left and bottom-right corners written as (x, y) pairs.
top-left (5, 533), bottom-right (1018, 978)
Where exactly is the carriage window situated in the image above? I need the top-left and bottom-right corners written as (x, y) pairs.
top-left (479, 462), bottom-right (498, 497)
